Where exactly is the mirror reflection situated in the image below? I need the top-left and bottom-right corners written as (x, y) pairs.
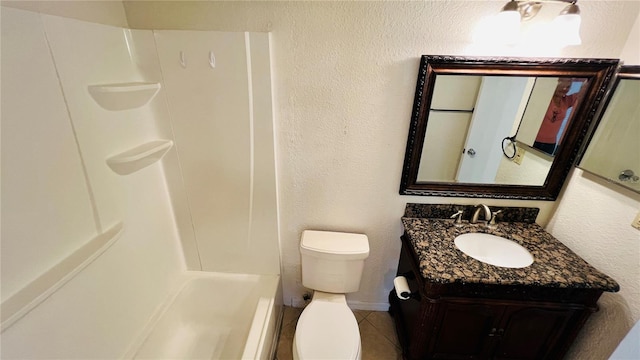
top-left (400, 55), bottom-right (620, 200)
top-left (580, 66), bottom-right (640, 193)
top-left (521, 78), bottom-right (588, 156)
top-left (417, 74), bottom-right (589, 185)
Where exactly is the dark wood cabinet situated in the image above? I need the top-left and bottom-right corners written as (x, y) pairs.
top-left (493, 305), bottom-right (579, 360)
top-left (429, 301), bottom-right (500, 359)
top-left (390, 235), bottom-right (602, 360)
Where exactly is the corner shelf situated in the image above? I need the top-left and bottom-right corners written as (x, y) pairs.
top-left (106, 140), bottom-right (173, 175)
top-left (88, 82), bottom-right (161, 111)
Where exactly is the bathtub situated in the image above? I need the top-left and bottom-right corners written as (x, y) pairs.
top-left (126, 272), bottom-right (282, 360)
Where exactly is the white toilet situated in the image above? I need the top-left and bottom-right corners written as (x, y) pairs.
top-left (293, 230), bottom-right (370, 360)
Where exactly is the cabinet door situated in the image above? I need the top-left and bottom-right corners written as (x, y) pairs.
top-left (492, 306), bottom-right (578, 360)
top-left (429, 302), bottom-right (503, 359)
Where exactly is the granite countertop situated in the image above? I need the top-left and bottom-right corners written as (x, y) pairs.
top-left (402, 217), bottom-right (619, 292)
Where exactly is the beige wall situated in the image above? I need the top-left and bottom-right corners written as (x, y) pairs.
top-left (122, 0), bottom-right (640, 317)
top-left (1, 0), bottom-right (637, 358)
top-left (2, 0), bottom-right (128, 27)
top-left (620, 13), bottom-right (640, 64)
top-left (126, 2), bottom-right (638, 358)
top-left (546, 11), bottom-right (640, 360)
top-left (547, 170), bottom-right (640, 359)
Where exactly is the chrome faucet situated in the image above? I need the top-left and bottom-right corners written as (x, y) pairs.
top-left (470, 204), bottom-right (491, 224)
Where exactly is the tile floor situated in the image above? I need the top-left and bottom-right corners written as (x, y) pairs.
top-left (275, 306), bottom-right (403, 360)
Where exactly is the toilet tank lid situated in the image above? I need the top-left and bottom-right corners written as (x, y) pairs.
top-left (301, 230), bottom-right (369, 256)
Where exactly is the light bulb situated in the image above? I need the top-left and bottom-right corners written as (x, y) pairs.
top-left (553, 4), bottom-right (582, 46)
top-left (496, 1), bottom-right (522, 45)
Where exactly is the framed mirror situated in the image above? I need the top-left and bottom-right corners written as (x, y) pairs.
top-left (579, 66), bottom-right (640, 194)
top-left (400, 55), bottom-right (619, 200)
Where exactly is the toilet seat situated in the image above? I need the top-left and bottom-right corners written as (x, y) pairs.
top-left (293, 299), bottom-right (361, 359)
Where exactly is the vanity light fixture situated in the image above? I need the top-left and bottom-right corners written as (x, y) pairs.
top-left (498, 0), bottom-right (582, 46)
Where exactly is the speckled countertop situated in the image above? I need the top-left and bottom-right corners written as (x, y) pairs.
top-left (402, 217), bottom-right (619, 292)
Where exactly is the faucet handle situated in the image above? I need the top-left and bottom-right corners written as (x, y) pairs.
top-left (489, 210), bottom-right (503, 226)
top-left (450, 210), bottom-right (464, 224)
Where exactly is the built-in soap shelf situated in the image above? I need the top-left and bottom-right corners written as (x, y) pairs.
top-left (88, 82), bottom-right (161, 111)
top-left (1, 222), bottom-right (124, 331)
top-left (106, 140), bottom-right (173, 175)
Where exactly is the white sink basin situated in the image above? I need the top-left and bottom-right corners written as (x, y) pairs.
top-left (454, 233), bottom-right (534, 268)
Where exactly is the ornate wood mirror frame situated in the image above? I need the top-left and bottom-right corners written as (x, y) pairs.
top-left (400, 55), bottom-right (619, 200)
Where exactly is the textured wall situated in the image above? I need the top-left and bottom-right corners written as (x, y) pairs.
top-left (547, 170), bottom-right (640, 359)
top-left (2, 0), bottom-right (128, 27)
top-left (546, 17), bottom-right (640, 360)
top-left (620, 13), bottom-right (640, 64)
top-left (123, 1), bottom-right (640, 313)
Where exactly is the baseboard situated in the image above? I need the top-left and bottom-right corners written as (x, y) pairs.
top-left (289, 298), bottom-right (389, 312)
top-left (347, 300), bottom-right (390, 312)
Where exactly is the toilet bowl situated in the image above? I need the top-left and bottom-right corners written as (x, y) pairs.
top-left (292, 292), bottom-right (361, 360)
top-left (292, 230), bottom-right (369, 360)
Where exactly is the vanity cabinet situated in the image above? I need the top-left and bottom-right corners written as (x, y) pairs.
top-left (390, 235), bottom-right (602, 360)
top-left (429, 300), bottom-right (580, 360)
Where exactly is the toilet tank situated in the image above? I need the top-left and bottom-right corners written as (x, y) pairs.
top-left (300, 230), bottom-right (369, 293)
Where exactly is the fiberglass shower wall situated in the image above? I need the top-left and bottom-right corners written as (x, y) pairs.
top-left (1, 8), bottom-right (280, 358)
top-left (1, 8), bottom-right (184, 358)
top-left (154, 31), bottom-right (280, 275)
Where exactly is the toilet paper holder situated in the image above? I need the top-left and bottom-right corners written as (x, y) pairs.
top-left (393, 275), bottom-right (420, 301)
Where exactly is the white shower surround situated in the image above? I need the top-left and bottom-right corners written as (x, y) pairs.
top-left (1, 7), bottom-right (281, 359)
top-left (127, 272), bottom-right (280, 360)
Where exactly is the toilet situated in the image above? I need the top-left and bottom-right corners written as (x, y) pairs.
top-left (292, 230), bottom-right (370, 360)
